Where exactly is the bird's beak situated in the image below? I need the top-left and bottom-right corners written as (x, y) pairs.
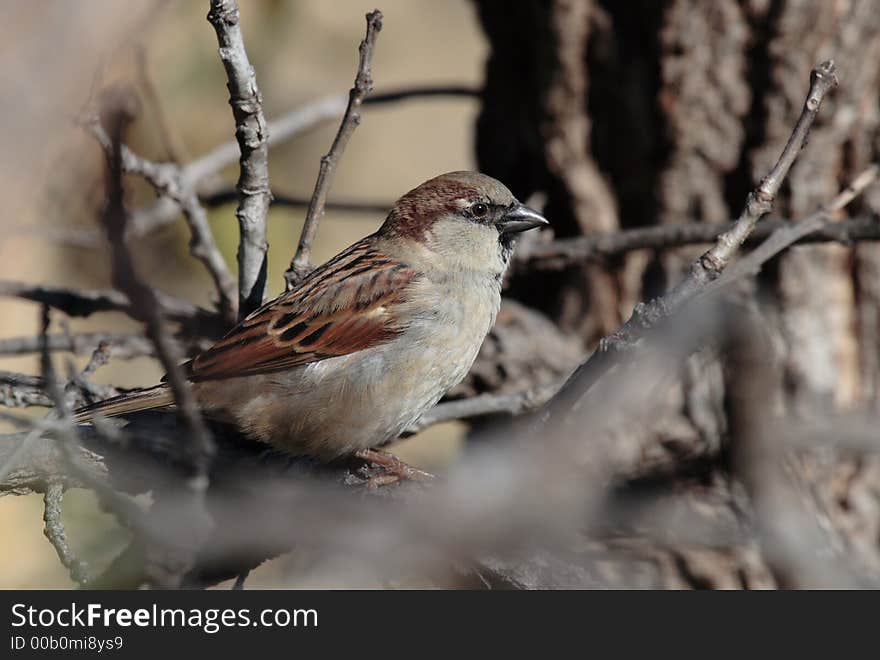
top-left (498, 203), bottom-right (549, 234)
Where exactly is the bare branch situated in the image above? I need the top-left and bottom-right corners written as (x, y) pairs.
top-left (0, 384), bottom-right (50, 409)
top-left (406, 382), bottom-right (561, 435)
top-left (203, 188), bottom-right (392, 214)
top-left (1, 280), bottom-right (160, 318)
top-left (0, 280), bottom-right (223, 341)
top-left (207, 0), bottom-right (271, 318)
top-left (35, 307), bottom-right (152, 575)
top-left (186, 84), bottom-right (477, 190)
top-left (55, 84), bottom-right (476, 257)
top-left (97, 90), bottom-right (215, 490)
top-left (663, 60), bottom-right (838, 308)
top-left (0, 428), bottom-right (107, 497)
top-left (284, 10), bottom-right (384, 289)
top-left (540, 60), bottom-right (839, 423)
top-left (42, 481), bottom-right (90, 585)
top-left (0, 366), bottom-right (120, 410)
top-left (702, 164), bottom-right (880, 296)
top-left (518, 215), bottom-right (880, 271)
top-left (0, 333), bottom-right (154, 360)
top-left (89, 119), bottom-right (237, 323)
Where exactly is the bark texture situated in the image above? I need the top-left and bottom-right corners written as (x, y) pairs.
top-left (474, 0), bottom-right (880, 588)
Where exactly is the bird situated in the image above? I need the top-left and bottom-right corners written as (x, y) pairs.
top-left (75, 171), bottom-right (547, 470)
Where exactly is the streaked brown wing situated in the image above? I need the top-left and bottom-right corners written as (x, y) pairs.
top-left (186, 238), bottom-right (418, 381)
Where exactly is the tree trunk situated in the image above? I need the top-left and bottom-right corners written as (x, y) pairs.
top-left (473, 0), bottom-right (880, 587)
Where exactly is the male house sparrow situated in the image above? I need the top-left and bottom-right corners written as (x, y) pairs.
top-left (76, 171), bottom-right (547, 462)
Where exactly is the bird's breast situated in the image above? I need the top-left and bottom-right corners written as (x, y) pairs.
top-left (197, 272), bottom-right (501, 459)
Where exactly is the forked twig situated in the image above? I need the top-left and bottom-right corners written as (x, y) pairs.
top-left (97, 89), bottom-right (215, 491)
top-left (541, 60), bottom-right (840, 423)
top-left (703, 164), bottom-right (880, 296)
top-left (284, 10), bottom-right (384, 289)
top-left (88, 119), bottom-right (238, 323)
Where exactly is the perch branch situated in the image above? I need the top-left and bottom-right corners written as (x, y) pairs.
top-left (207, 0), bottom-right (272, 318)
top-left (284, 10), bottom-right (383, 289)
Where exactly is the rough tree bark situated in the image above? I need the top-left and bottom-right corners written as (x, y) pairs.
top-left (473, 0), bottom-right (880, 587)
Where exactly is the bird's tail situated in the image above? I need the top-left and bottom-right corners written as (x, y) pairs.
top-left (73, 385), bottom-right (175, 423)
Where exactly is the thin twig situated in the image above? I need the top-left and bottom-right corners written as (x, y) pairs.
top-left (0, 281), bottom-right (207, 327)
top-left (517, 215), bottom-right (880, 271)
top-left (0, 332), bottom-right (154, 360)
top-left (284, 10), bottom-right (384, 289)
top-left (89, 119), bottom-right (237, 323)
top-left (98, 89), bottom-right (215, 491)
top-left (97, 90), bottom-right (216, 588)
top-left (185, 84), bottom-right (477, 190)
top-left (65, 85), bottom-right (476, 251)
top-left (36, 306), bottom-right (151, 559)
top-left (540, 60), bottom-right (839, 423)
top-left (42, 481), bottom-right (90, 585)
top-left (406, 382), bottom-right (562, 435)
top-left (702, 164), bottom-right (880, 297)
top-left (207, 0), bottom-right (272, 318)
top-left (203, 187), bottom-right (392, 214)
top-left (0, 280), bottom-right (223, 339)
top-left (665, 61), bottom-right (838, 311)
top-left (666, 60), bottom-right (838, 307)
top-left (65, 341), bottom-right (119, 405)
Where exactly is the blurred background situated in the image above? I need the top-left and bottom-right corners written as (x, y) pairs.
top-left (0, 0), bottom-right (486, 588)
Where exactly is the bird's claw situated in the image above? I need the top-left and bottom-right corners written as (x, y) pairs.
top-left (355, 448), bottom-right (435, 489)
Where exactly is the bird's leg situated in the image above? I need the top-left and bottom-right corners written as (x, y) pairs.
top-left (355, 448), bottom-right (435, 485)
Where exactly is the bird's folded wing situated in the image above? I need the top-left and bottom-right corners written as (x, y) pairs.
top-left (186, 239), bottom-right (418, 381)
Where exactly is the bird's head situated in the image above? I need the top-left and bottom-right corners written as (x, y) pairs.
top-left (379, 171), bottom-right (548, 274)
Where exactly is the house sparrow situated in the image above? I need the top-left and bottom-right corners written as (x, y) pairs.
top-left (75, 171), bottom-right (547, 462)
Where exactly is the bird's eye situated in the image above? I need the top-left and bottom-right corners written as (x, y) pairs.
top-left (470, 202), bottom-right (489, 219)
